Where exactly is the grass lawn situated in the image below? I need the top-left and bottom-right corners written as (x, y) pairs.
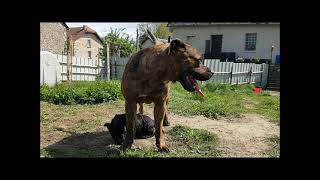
top-left (40, 81), bottom-right (279, 158)
top-left (169, 83), bottom-right (279, 124)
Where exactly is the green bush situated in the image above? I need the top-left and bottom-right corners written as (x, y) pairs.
top-left (40, 81), bottom-right (122, 105)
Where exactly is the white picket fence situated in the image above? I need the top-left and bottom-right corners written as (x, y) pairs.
top-left (203, 59), bottom-right (269, 87)
top-left (41, 51), bottom-right (269, 88)
top-left (110, 58), bottom-right (269, 88)
top-left (40, 51), bottom-right (107, 86)
top-left (57, 54), bottom-right (106, 81)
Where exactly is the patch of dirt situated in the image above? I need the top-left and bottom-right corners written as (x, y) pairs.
top-left (140, 106), bottom-right (280, 157)
top-left (41, 101), bottom-right (280, 157)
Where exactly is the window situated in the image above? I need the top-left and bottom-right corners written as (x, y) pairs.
top-left (186, 35), bottom-right (195, 44)
top-left (245, 33), bottom-right (257, 51)
top-left (87, 39), bottom-right (91, 48)
top-left (88, 51), bottom-right (91, 58)
top-left (205, 40), bottom-right (211, 54)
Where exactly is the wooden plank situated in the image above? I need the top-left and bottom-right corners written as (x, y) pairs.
top-left (229, 62), bottom-right (234, 84)
top-left (224, 62), bottom-right (229, 83)
top-left (235, 63), bottom-right (241, 84)
top-left (244, 63), bottom-right (248, 83)
top-left (221, 62), bottom-right (225, 83)
top-left (234, 63), bottom-right (238, 84)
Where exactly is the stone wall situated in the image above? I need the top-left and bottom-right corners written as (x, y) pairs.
top-left (40, 23), bottom-right (67, 54)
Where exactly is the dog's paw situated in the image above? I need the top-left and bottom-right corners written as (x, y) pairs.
top-left (120, 144), bottom-right (131, 151)
top-left (121, 139), bottom-right (133, 151)
top-left (157, 144), bottom-right (170, 153)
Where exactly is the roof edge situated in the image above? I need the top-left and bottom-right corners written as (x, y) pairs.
top-left (168, 22), bottom-right (280, 27)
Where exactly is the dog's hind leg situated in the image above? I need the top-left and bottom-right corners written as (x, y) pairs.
top-left (154, 100), bottom-right (170, 152)
top-left (138, 103), bottom-right (144, 114)
top-left (122, 101), bottom-right (137, 150)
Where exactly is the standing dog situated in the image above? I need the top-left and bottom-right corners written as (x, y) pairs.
top-left (121, 34), bottom-right (213, 152)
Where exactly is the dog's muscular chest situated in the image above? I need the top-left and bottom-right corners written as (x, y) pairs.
top-left (122, 45), bottom-right (173, 103)
top-left (136, 81), bottom-right (170, 103)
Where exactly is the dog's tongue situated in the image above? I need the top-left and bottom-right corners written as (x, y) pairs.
top-left (188, 76), bottom-right (205, 97)
top-left (195, 83), bottom-right (205, 97)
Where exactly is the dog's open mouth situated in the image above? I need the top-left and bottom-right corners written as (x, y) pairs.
top-left (186, 75), bottom-right (204, 96)
top-left (178, 66), bottom-right (213, 97)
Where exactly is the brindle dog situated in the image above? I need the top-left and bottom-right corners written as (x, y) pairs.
top-left (121, 35), bottom-right (213, 152)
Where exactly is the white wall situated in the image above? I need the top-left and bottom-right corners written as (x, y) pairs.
top-left (40, 51), bottom-right (62, 86)
top-left (170, 24), bottom-right (280, 63)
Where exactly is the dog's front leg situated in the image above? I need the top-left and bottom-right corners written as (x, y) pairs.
top-left (154, 100), bottom-right (170, 152)
top-left (122, 101), bottom-right (137, 150)
top-left (163, 98), bottom-right (170, 126)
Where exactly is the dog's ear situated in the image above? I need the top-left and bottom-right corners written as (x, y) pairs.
top-left (168, 39), bottom-right (186, 55)
top-left (104, 122), bottom-right (111, 130)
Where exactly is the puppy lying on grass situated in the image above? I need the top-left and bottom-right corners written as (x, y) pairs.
top-left (104, 114), bottom-right (155, 145)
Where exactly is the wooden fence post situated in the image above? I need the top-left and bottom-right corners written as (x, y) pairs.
top-left (230, 63), bottom-right (234, 84)
top-left (248, 66), bottom-right (252, 84)
top-left (67, 36), bottom-right (73, 81)
top-left (106, 43), bottom-right (110, 80)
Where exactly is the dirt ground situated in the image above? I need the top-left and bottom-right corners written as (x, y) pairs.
top-left (133, 105), bottom-right (279, 157)
top-left (41, 101), bottom-right (279, 157)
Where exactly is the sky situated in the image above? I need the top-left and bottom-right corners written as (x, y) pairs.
top-left (66, 23), bottom-right (140, 40)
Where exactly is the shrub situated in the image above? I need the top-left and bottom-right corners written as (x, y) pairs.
top-left (40, 81), bottom-right (122, 105)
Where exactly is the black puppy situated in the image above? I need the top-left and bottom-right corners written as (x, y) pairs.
top-left (104, 114), bottom-right (155, 145)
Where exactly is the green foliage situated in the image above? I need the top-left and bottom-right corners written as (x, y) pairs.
top-left (40, 81), bottom-right (122, 105)
top-left (99, 28), bottom-right (136, 59)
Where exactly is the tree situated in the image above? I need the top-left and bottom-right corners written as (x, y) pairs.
top-left (99, 27), bottom-right (136, 59)
top-left (155, 23), bottom-right (172, 39)
top-left (137, 23), bottom-right (172, 48)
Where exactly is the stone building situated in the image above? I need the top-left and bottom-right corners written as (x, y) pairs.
top-left (67, 25), bottom-right (103, 59)
top-left (40, 22), bottom-right (69, 54)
